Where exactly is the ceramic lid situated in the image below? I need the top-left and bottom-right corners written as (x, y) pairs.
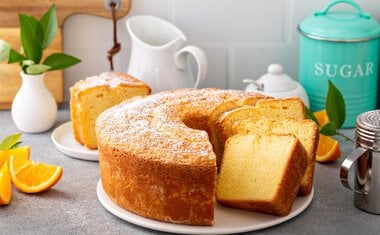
top-left (298, 0), bottom-right (380, 41)
top-left (255, 64), bottom-right (296, 92)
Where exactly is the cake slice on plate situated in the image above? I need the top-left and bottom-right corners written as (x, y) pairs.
top-left (217, 133), bottom-right (307, 216)
top-left (70, 72), bottom-right (151, 149)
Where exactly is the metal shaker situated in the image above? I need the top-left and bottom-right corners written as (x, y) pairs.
top-left (340, 110), bottom-right (380, 214)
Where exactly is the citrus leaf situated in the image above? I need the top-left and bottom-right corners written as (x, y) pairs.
top-left (0, 40), bottom-right (10, 62)
top-left (25, 64), bottom-right (51, 75)
top-left (19, 14), bottom-right (43, 63)
top-left (10, 141), bottom-right (22, 149)
top-left (305, 106), bottom-right (320, 126)
top-left (8, 49), bottom-right (26, 63)
top-left (0, 133), bottom-right (22, 150)
top-left (326, 80), bottom-right (345, 129)
top-left (43, 53), bottom-right (81, 71)
top-left (39, 5), bottom-right (57, 49)
top-left (320, 122), bottom-right (337, 136)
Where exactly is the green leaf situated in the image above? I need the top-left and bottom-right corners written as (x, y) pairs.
top-left (21, 59), bottom-right (35, 66)
top-left (25, 64), bottom-right (51, 75)
top-left (43, 53), bottom-right (81, 71)
top-left (0, 39), bottom-right (11, 62)
top-left (326, 80), bottom-right (345, 129)
top-left (305, 106), bottom-right (319, 126)
top-left (21, 59), bottom-right (35, 74)
top-left (39, 4), bottom-right (57, 49)
top-left (19, 14), bottom-right (43, 63)
top-left (19, 14), bottom-right (44, 46)
top-left (320, 122), bottom-right (337, 136)
top-left (0, 133), bottom-right (22, 150)
top-left (8, 49), bottom-right (26, 63)
top-left (10, 141), bottom-right (22, 149)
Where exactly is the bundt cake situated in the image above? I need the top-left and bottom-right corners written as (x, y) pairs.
top-left (216, 133), bottom-right (307, 216)
top-left (70, 72), bottom-right (151, 149)
top-left (96, 88), bottom-right (266, 225)
top-left (96, 88), bottom-right (316, 225)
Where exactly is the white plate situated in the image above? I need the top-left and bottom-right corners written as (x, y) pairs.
top-left (97, 180), bottom-right (313, 234)
top-left (51, 121), bottom-right (98, 161)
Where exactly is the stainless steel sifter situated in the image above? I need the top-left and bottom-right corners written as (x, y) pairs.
top-left (340, 110), bottom-right (380, 214)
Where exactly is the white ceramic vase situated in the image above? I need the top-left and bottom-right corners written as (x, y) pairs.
top-left (11, 72), bottom-right (57, 133)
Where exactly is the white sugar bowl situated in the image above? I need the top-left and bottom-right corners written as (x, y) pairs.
top-left (243, 64), bottom-right (309, 107)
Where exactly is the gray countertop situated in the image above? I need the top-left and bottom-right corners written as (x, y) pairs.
top-left (1, 108), bottom-right (379, 235)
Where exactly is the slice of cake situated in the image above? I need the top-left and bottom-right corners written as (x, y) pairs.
top-left (215, 98), bottom-right (306, 161)
top-left (216, 133), bottom-right (307, 216)
top-left (254, 97), bottom-right (306, 120)
top-left (207, 95), bottom-right (266, 165)
top-left (233, 118), bottom-right (319, 196)
top-left (216, 105), bottom-right (261, 146)
top-left (70, 72), bottom-right (151, 149)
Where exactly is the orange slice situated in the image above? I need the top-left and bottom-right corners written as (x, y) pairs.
top-left (0, 146), bottom-right (30, 168)
top-left (314, 109), bottom-right (329, 127)
top-left (0, 162), bottom-right (12, 205)
top-left (313, 110), bottom-right (342, 162)
top-left (9, 155), bottom-right (63, 193)
top-left (316, 134), bottom-right (342, 162)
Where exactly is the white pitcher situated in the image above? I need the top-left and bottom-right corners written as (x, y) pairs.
top-left (126, 15), bottom-right (207, 93)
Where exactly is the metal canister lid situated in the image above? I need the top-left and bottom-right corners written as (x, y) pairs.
top-left (356, 110), bottom-right (380, 151)
top-left (298, 0), bottom-right (380, 42)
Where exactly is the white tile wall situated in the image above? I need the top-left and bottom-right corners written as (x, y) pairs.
top-left (169, 0), bottom-right (287, 45)
top-left (62, 0), bottom-right (380, 101)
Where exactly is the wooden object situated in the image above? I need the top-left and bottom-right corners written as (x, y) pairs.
top-left (0, 28), bottom-right (63, 109)
top-left (0, 0), bottom-right (131, 109)
top-left (0, 0), bottom-right (131, 27)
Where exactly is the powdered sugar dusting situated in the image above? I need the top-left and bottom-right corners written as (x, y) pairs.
top-left (77, 72), bottom-right (146, 90)
top-left (96, 88), bottom-right (263, 164)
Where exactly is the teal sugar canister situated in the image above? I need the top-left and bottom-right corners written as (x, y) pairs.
top-left (298, 0), bottom-right (380, 128)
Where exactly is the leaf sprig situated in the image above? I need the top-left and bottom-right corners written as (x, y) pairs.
top-left (0, 5), bottom-right (80, 75)
top-left (306, 80), bottom-right (354, 142)
top-left (0, 133), bottom-right (22, 150)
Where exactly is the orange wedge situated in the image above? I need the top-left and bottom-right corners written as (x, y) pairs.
top-left (313, 110), bottom-right (342, 162)
top-left (314, 109), bottom-right (329, 127)
top-left (0, 162), bottom-right (12, 205)
top-left (9, 155), bottom-right (63, 193)
top-left (0, 146), bottom-right (30, 168)
top-left (316, 134), bottom-right (342, 162)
